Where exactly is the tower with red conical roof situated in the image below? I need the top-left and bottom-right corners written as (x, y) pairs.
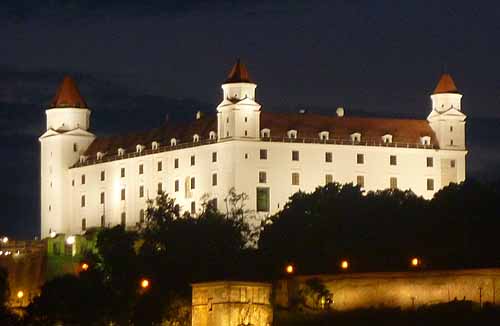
top-left (39, 76), bottom-right (95, 238)
top-left (217, 59), bottom-right (261, 139)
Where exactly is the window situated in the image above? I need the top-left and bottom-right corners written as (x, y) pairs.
top-left (292, 172), bottom-right (300, 186)
top-left (209, 198), bottom-right (218, 210)
top-left (121, 212), bottom-right (126, 226)
top-left (174, 180), bottom-right (179, 192)
top-left (261, 129), bottom-right (270, 138)
top-left (121, 168), bottom-right (125, 178)
top-left (244, 117), bottom-right (248, 122)
top-left (292, 150), bottom-right (299, 161)
top-left (356, 175), bottom-right (365, 188)
top-left (351, 133), bottom-right (361, 142)
top-left (244, 130), bottom-right (248, 136)
top-left (118, 148), bottom-right (125, 156)
top-left (212, 152), bottom-right (217, 162)
top-left (287, 130), bottom-right (297, 139)
top-left (260, 149), bottom-right (268, 160)
top-left (139, 185), bottom-right (144, 198)
top-left (256, 188), bottom-right (270, 212)
top-left (73, 143), bottom-right (78, 152)
top-left (212, 173), bottom-right (218, 186)
top-left (325, 174), bottom-right (333, 184)
top-left (245, 153), bottom-right (248, 159)
top-left (157, 161), bottom-right (162, 171)
top-left (81, 218), bottom-right (86, 231)
top-left (325, 152), bottom-right (333, 163)
top-left (81, 174), bottom-right (86, 185)
top-left (382, 134), bottom-right (393, 144)
top-left (209, 131), bottom-right (216, 140)
top-left (100, 170), bottom-right (105, 181)
top-left (450, 126), bottom-right (453, 132)
top-left (191, 201), bottom-right (196, 215)
top-left (157, 182), bottom-right (163, 194)
top-left (139, 164), bottom-right (144, 175)
top-left (174, 158), bottom-right (179, 169)
top-left (97, 152), bottom-right (104, 160)
top-left (319, 131), bottom-right (329, 141)
top-left (136, 144), bottom-right (144, 153)
top-left (190, 177), bottom-right (196, 190)
top-left (451, 160), bottom-right (456, 168)
top-left (81, 195), bottom-right (85, 207)
top-left (390, 177), bottom-right (398, 189)
top-left (152, 141), bottom-right (159, 150)
top-left (170, 138), bottom-right (177, 146)
top-left (427, 178), bottom-right (435, 191)
top-left (390, 155), bottom-right (397, 166)
top-left (450, 139), bottom-right (454, 146)
top-left (139, 209), bottom-right (145, 223)
top-left (426, 157), bottom-right (433, 167)
top-left (100, 192), bottom-right (105, 204)
top-left (190, 155), bottom-right (195, 166)
top-left (101, 215), bottom-right (105, 228)
top-left (421, 136), bottom-right (431, 146)
top-left (121, 189), bottom-right (126, 201)
top-left (259, 171), bottom-right (267, 183)
top-left (72, 179), bottom-right (75, 187)
top-left (193, 134), bottom-right (199, 143)
top-left (357, 154), bottom-right (364, 164)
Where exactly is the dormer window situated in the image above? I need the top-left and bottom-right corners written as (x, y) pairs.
top-left (261, 128), bottom-right (271, 138)
top-left (351, 132), bottom-right (361, 143)
top-left (287, 130), bottom-right (298, 139)
top-left (382, 134), bottom-right (393, 144)
top-left (420, 136), bottom-right (431, 146)
top-left (319, 131), bottom-right (329, 141)
top-left (79, 155), bottom-right (87, 163)
top-left (152, 141), bottom-right (159, 150)
top-left (96, 152), bottom-right (104, 160)
top-left (193, 134), bottom-right (200, 143)
top-left (136, 144), bottom-right (145, 153)
top-left (170, 138), bottom-right (177, 146)
top-left (209, 131), bottom-right (216, 140)
top-left (118, 148), bottom-right (125, 156)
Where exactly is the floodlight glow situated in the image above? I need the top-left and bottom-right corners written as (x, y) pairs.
top-left (17, 291), bottom-right (24, 299)
top-left (1, 237), bottom-right (8, 244)
top-left (66, 236), bottom-right (75, 245)
top-left (49, 231), bottom-right (57, 238)
top-left (341, 260), bottom-right (349, 270)
top-left (285, 264), bottom-right (294, 274)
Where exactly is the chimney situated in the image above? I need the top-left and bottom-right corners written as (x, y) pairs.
top-left (336, 107), bottom-right (345, 117)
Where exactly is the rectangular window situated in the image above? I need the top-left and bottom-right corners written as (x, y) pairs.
top-left (390, 177), bottom-right (398, 189)
top-left (212, 152), bottom-right (217, 163)
top-left (427, 178), bottom-right (435, 191)
top-left (190, 155), bottom-right (195, 166)
top-left (139, 164), bottom-right (144, 175)
top-left (157, 161), bottom-right (162, 171)
top-left (100, 171), bottom-right (105, 181)
top-left (121, 168), bottom-right (125, 178)
top-left (101, 215), bottom-right (105, 228)
top-left (212, 173), bottom-right (218, 186)
top-left (451, 160), bottom-right (456, 168)
top-left (390, 155), bottom-right (397, 166)
top-left (325, 174), bottom-right (333, 184)
top-left (81, 174), bottom-right (86, 185)
top-left (157, 182), bottom-right (163, 194)
top-left (174, 180), bottom-right (180, 192)
top-left (256, 187), bottom-right (270, 212)
top-left (356, 175), bottom-right (365, 188)
top-left (209, 198), bottom-right (218, 210)
top-left (121, 212), bottom-right (126, 226)
top-left (100, 192), bottom-right (105, 204)
top-left (174, 158), bottom-right (179, 169)
top-left (292, 150), bottom-right (299, 161)
top-left (357, 154), bottom-right (364, 164)
top-left (190, 177), bottom-right (196, 190)
top-left (121, 188), bottom-right (126, 201)
top-left (191, 201), bottom-right (196, 214)
top-left (139, 185), bottom-right (144, 198)
top-left (259, 171), bottom-right (267, 183)
top-left (325, 152), bottom-right (333, 163)
top-left (81, 218), bottom-right (86, 231)
top-left (81, 195), bottom-right (85, 207)
top-left (292, 172), bottom-right (300, 186)
top-left (427, 157), bottom-right (434, 167)
top-left (139, 209), bottom-right (145, 223)
top-left (260, 149), bottom-right (268, 160)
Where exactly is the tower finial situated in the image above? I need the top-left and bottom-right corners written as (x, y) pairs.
top-left (224, 59), bottom-right (253, 84)
top-left (51, 76), bottom-right (87, 108)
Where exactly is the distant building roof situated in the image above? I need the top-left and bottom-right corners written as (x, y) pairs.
top-left (224, 59), bottom-right (253, 84)
top-left (50, 76), bottom-right (88, 109)
top-left (433, 73), bottom-right (459, 94)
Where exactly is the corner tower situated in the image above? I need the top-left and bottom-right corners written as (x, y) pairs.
top-left (217, 59), bottom-right (261, 139)
top-left (39, 76), bottom-right (95, 238)
top-left (427, 73), bottom-right (466, 150)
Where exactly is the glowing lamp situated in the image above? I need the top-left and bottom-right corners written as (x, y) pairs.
top-left (340, 260), bottom-right (349, 270)
top-left (140, 278), bottom-right (150, 289)
top-left (66, 236), bottom-right (75, 245)
top-left (49, 231), bottom-right (57, 238)
top-left (17, 290), bottom-right (24, 299)
top-left (81, 263), bottom-right (89, 271)
top-left (2, 237), bottom-right (8, 244)
top-left (411, 257), bottom-right (420, 267)
top-left (285, 264), bottom-right (294, 274)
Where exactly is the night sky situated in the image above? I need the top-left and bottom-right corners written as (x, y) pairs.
top-left (1, 1), bottom-right (499, 239)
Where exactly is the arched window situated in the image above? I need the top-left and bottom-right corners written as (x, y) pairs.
top-left (152, 141), bottom-right (159, 150)
top-left (420, 136), bottom-right (431, 146)
top-left (193, 134), bottom-right (200, 143)
top-left (79, 155), bottom-right (87, 163)
top-left (170, 138), bottom-right (177, 146)
top-left (96, 152), bottom-right (104, 160)
top-left (287, 130), bottom-right (298, 139)
top-left (382, 134), bottom-right (393, 144)
top-left (350, 132), bottom-right (361, 143)
top-left (118, 148), bottom-right (125, 156)
top-left (139, 209), bottom-right (145, 224)
top-left (136, 144), bottom-right (145, 153)
top-left (261, 128), bottom-right (271, 138)
top-left (319, 131), bottom-right (329, 141)
top-left (209, 131), bottom-right (216, 140)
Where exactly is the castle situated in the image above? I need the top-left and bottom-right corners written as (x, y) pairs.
top-left (39, 60), bottom-right (467, 238)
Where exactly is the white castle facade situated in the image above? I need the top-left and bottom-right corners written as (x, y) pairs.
top-left (39, 61), bottom-right (467, 238)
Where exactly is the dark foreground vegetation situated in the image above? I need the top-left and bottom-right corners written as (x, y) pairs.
top-left (1, 179), bottom-right (500, 325)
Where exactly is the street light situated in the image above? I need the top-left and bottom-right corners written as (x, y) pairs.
top-left (340, 260), bottom-right (349, 270)
top-left (140, 278), bottom-right (150, 289)
top-left (81, 262), bottom-right (89, 271)
top-left (411, 257), bottom-right (420, 268)
top-left (2, 237), bottom-right (8, 244)
top-left (285, 264), bottom-right (295, 275)
top-left (49, 231), bottom-right (57, 239)
top-left (17, 290), bottom-right (24, 299)
top-left (66, 236), bottom-right (75, 245)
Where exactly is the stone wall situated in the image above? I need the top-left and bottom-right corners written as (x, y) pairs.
top-left (192, 281), bottom-right (273, 326)
top-left (275, 268), bottom-right (500, 310)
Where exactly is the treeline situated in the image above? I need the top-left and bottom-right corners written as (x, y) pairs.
top-left (1, 180), bottom-right (500, 325)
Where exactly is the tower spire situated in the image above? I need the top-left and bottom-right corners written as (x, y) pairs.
top-left (433, 73), bottom-right (459, 94)
top-left (51, 76), bottom-right (88, 108)
top-left (225, 58), bottom-right (253, 84)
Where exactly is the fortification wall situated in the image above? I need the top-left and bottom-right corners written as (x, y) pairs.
top-left (275, 268), bottom-right (500, 310)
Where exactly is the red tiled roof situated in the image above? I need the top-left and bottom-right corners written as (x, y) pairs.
top-left (51, 76), bottom-right (88, 108)
top-left (225, 59), bottom-right (253, 84)
top-left (433, 73), bottom-right (459, 94)
top-left (83, 112), bottom-right (437, 159)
